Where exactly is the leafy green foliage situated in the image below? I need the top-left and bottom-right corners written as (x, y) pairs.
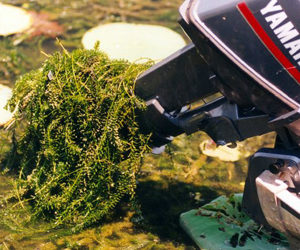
top-left (6, 47), bottom-right (152, 229)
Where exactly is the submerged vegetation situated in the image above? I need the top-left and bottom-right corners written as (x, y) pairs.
top-left (0, 0), bottom-right (278, 248)
top-left (5, 46), bottom-right (152, 229)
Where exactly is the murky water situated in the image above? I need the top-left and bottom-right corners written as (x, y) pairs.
top-left (0, 0), bottom-right (276, 249)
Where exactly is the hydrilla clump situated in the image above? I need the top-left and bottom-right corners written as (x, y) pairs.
top-left (6, 47), bottom-right (152, 229)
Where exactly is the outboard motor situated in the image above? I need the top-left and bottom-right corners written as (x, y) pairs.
top-left (135, 0), bottom-right (300, 247)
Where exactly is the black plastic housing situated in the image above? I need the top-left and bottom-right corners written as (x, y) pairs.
top-left (180, 0), bottom-right (300, 117)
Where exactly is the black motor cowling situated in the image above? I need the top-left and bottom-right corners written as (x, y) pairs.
top-left (179, 0), bottom-right (300, 132)
top-left (135, 0), bottom-right (300, 147)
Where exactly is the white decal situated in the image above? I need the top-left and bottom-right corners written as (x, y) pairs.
top-left (261, 0), bottom-right (282, 15)
top-left (293, 53), bottom-right (300, 60)
top-left (265, 12), bottom-right (287, 29)
top-left (274, 22), bottom-right (299, 43)
top-left (284, 39), bottom-right (300, 55)
top-left (261, 0), bottom-right (300, 68)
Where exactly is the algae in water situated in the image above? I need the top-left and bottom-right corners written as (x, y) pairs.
top-left (5, 46), bottom-right (152, 229)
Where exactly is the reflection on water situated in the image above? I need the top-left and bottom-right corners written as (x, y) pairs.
top-left (0, 0), bottom-right (276, 248)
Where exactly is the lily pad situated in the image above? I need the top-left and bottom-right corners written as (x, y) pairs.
top-left (82, 22), bottom-right (186, 62)
top-left (0, 4), bottom-right (32, 36)
top-left (0, 84), bottom-right (13, 126)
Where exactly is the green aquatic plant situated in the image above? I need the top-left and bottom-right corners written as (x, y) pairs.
top-left (5, 46), bottom-right (152, 229)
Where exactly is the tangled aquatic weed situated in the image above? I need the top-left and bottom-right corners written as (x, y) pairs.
top-left (4, 45), bottom-right (153, 230)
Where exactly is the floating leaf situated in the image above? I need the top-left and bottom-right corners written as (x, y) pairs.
top-left (82, 22), bottom-right (186, 62)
